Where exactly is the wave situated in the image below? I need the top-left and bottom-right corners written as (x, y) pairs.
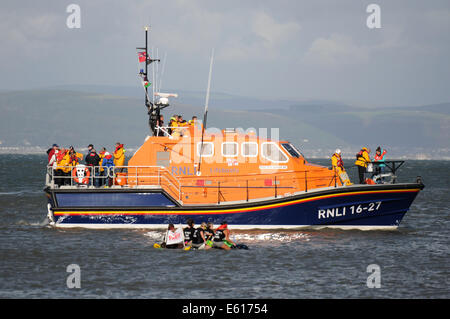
top-left (143, 230), bottom-right (310, 243)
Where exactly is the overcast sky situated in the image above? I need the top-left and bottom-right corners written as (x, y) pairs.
top-left (1, 0), bottom-right (449, 107)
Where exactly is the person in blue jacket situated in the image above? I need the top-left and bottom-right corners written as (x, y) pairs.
top-left (102, 152), bottom-right (115, 187)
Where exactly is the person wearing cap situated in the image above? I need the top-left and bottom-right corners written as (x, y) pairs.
top-left (85, 144), bottom-right (94, 160)
top-left (331, 149), bottom-right (352, 186)
top-left (212, 222), bottom-right (236, 250)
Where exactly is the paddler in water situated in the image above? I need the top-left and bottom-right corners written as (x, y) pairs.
top-left (162, 224), bottom-right (184, 249)
top-left (183, 218), bottom-right (196, 247)
top-left (204, 222), bottom-right (215, 249)
top-left (191, 222), bottom-right (208, 250)
top-left (331, 149), bottom-right (352, 186)
top-left (212, 222), bottom-right (236, 250)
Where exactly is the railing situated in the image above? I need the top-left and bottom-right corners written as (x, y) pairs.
top-left (179, 170), bottom-right (342, 203)
top-left (46, 161), bottom-right (407, 204)
top-left (355, 160), bottom-right (405, 184)
top-left (46, 165), bottom-right (182, 201)
top-left (154, 125), bottom-right (195, 137)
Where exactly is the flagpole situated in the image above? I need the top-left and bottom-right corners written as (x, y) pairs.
top-left (145, 26), bottom-right (149, 109)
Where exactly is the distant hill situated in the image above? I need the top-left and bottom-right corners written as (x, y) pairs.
top-left (282, 102), bottom-right (450, 149)
top-left (0, 88), bottom-right (449, 159)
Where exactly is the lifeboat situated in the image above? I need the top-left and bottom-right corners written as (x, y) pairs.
top-left (44, 28), bottom-right (424, 230)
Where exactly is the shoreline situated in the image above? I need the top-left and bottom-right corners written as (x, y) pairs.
top-left (1, 146), bottom-right (449, 160)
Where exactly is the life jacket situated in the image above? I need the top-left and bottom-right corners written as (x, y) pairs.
top-left (355, 148), bottom-right (370, 168)
top-left (56, 151), bottom-right (71, 173)
top-left (355, 149), bottom-right (364, 160)
top-left (332, 153), bottom-right (343, 168)
top-left (72, 165), bottom-right (90, 185)
top-left (374, 149), bottom-right (386, 162)
top-left (70, 155), bottom-right (79, 166)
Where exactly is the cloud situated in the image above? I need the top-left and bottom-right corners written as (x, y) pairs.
top-left (218, 11), bottom-right (301, 61)
top-left (303, 34), bottom-right (370, 67)
top-left (251, 11), bottom-right (301, 48)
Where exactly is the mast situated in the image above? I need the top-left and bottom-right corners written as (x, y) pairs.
top-left (197, 49), bottom-right (215, 175)
top-left (137, 26), bottom-right (160, 134)
top-left (145, 26), bottom-right (149, 109)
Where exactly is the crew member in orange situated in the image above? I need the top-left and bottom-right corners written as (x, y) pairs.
top-left (331, 149), bottom-right (352, 186)
top-left (355, 147), bottom-right (371, 184)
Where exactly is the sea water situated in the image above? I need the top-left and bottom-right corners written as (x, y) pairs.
top-left (0, 155), bottom-right (448, 298)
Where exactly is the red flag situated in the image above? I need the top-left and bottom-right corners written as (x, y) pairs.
top-left (138, 52), bottom-right (146, 63)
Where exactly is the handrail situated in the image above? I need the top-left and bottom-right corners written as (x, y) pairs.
top-left (46, 165), bottom-right (182, 201)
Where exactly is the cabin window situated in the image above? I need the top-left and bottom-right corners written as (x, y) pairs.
top-left (197, 142), bottom-right (214, 157)
top-left (222, 142), bottom-right (238, 157)
top-left (261, 142), bottom-right (289, 163)
top-left (281, 143), bottom-right (301, 158)
top-left (241, 142), bottom-right (258, 157)
top-left (156, 151), bottom-right (170, 167)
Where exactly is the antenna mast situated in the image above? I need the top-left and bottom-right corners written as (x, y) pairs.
top-left (197, 49), bottom-right (215, 175)
top-left (137, 26), bottom-right (161, 134)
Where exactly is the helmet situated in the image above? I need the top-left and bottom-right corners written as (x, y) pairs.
top-left (335, 149), bottom-right (341, 154)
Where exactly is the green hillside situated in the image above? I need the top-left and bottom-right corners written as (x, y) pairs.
top-left (0, 89), bottom-right (448, 159)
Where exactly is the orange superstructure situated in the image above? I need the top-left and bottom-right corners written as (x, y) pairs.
top-left (127, 126), bottom-right (340, 205)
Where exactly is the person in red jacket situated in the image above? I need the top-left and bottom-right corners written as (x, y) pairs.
top-left (47, 144), bottom-right (59, 165)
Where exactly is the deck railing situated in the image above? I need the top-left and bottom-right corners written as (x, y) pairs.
top-left (46, 165), bottom-right (182, 201)
top-left (46, 162), bottom-right (402, 204)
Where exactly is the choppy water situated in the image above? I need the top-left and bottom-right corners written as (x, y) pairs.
top-left (0, 155), bottom-right (448, 298)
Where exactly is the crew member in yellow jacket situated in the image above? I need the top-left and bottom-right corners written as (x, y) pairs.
top-left (55, 148), bottom-right (71, 186)
top-left (355, 147), bottom-right (371, 184)
top-left (331, 149), bottom-right (352, 186)
top-left (114, 143), bottom-right (125, 172)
